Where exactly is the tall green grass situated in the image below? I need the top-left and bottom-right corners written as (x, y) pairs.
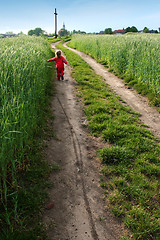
top-left (69, 34), bottom-right (160, 106)
top-left (0, 36), bottom-right (53, 229)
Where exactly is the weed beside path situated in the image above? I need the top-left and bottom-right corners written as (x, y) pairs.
top-left (57, 41), bottom-right (160, 240)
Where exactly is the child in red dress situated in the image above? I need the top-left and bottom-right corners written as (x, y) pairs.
top-left (47, 50), bottom-right (68, 80)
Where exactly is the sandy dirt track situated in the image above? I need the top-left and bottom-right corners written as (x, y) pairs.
top-left (43, 43), bottom-right (126, 240)
top-left (64, 42), bottom-right (160, 140)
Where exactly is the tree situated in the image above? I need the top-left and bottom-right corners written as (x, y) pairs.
top-left (17, 31), bottom-right (24, 36)
top-left (143, 27), bottom-right (150, 33)
top-left (28, 28), bottom-right (44, 36)
top-left (71, 29), bottom-right (86, 35)
top-left (130, 26), bottom-right (138, 32)
top-left (125, 26), bottom-right (138, 33)
top-left (104, 28), bottom-right (113, 34)
top-left (28, 30), bottom-right (34, 36)
top-left (125, 27), bottom-right (131, 33)
top-left (34, 28), bottom-right (44, 36)
top-left (58, 28), bottom-right (69, 37)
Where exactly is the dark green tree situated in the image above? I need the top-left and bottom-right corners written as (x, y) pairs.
top-left (28, 30), bottom-right (34, 36)
top-left (143, 27), bottom-right (150, 33)
top-left (125, 27), bottom-right (131, 33)
top-left (71, 30), bottom-right (86, 35)
top-left (104, 28), bottom-right (113, 34)
top-left (130, 26), bottom-right (138, 32)
top-left (34, 28), bottom-right (44, 36)
top-left (125, 26), bottom-right (138, 33)
top-left (28, 28), bottom-right (44, 36)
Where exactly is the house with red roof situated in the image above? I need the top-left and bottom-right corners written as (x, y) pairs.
top-left (113, 29), bottom-right (125, 35)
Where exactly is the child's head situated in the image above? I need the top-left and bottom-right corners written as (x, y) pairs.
top-left (56, 50), bottom-right (62, 58)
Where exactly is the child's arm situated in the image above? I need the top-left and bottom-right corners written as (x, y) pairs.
top-left (62, 57), bottom-right (68, 64)
top-left (47, 57), bottom-right (56, 62)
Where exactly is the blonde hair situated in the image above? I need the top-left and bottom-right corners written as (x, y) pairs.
top-left (56, 50), bottom-right (62, 58)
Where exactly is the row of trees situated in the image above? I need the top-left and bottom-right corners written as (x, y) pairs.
top-left (1, 26), bottom-right (159, 39)
top-left (104, 26), bottom-right (159, 34)
top-left (58, 26), bottom-right (160, 36)
top-left (58, 28), bottom-right (86, 36)
top-left (0, 28), bottom-right (85, 38)
top-left (28, 27), bottom-right (87, 37)
top-left (0, 28), bottom-right (48, 37)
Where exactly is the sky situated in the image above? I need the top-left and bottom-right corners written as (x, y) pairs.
top-left (0, 0), bottom-right (160, 34)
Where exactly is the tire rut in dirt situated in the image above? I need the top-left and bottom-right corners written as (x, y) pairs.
top-left (56, 96), bottom-right (99, 240)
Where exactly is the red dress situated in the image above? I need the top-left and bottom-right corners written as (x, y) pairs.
top-left (48, 56), bottom-right (68, 80)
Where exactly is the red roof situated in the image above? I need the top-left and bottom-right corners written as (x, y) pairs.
top-left (114, 29), bottom-right (125, 33)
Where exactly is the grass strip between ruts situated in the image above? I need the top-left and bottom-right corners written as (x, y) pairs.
top-left (57, 41), bottom-right (160, 240)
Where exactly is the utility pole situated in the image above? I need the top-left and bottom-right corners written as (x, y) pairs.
top-left (54, 8), bottom-right (58, 38)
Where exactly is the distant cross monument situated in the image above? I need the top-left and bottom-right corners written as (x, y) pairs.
top-left (63, 22), bottom-right (65, 29)
top-left (54, 8), bottom-right (58, 38)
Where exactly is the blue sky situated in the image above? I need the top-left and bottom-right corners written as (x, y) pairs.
top-left (0, 0), bottom-right (160, 34)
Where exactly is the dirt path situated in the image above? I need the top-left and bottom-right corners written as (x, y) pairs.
top-left (43, 44), bottom-right (126, 239)
top-left (63, 43), bottom-right (160, 140)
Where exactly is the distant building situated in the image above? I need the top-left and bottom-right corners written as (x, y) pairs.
top-left (139, 29), bottom-right (158, 33)
top-left (63, 22), bottom-right (65, 29)
top-left (99, 31), bottom-right (104, 34)
top-left (0, 33), bottom-right (17, 38)
top-left (113, 29), bottom-right (125, 35)
top-left (150, 29), bottom-right (158, 33)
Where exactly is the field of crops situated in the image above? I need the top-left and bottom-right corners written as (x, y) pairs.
top-left (0, 36), bottom-right (53, 229)
top-left (69, 34), bottom-right (160, 106)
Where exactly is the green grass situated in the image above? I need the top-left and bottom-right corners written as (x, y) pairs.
top-left (68, 34), bottom-right (160, 108)
top-left (48, 36), bottom-right (61, 45)
top-left (57, 41), bottom-right (160, 240)
top-left (0, 36), bottom-right (56, 239)
top-left (48, 36), bottom-right (71, 45)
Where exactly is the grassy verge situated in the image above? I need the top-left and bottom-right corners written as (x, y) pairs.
top-left (0, 37), bottom-right (57, 239)
top-left (48, 36), bottom-right (71, 45)
top-left (48, 37), bottom-right (61, 45)
top-left (0, 66), bottom-right (56, 240)
top-left (57, 42), bottom-right (160, 240)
